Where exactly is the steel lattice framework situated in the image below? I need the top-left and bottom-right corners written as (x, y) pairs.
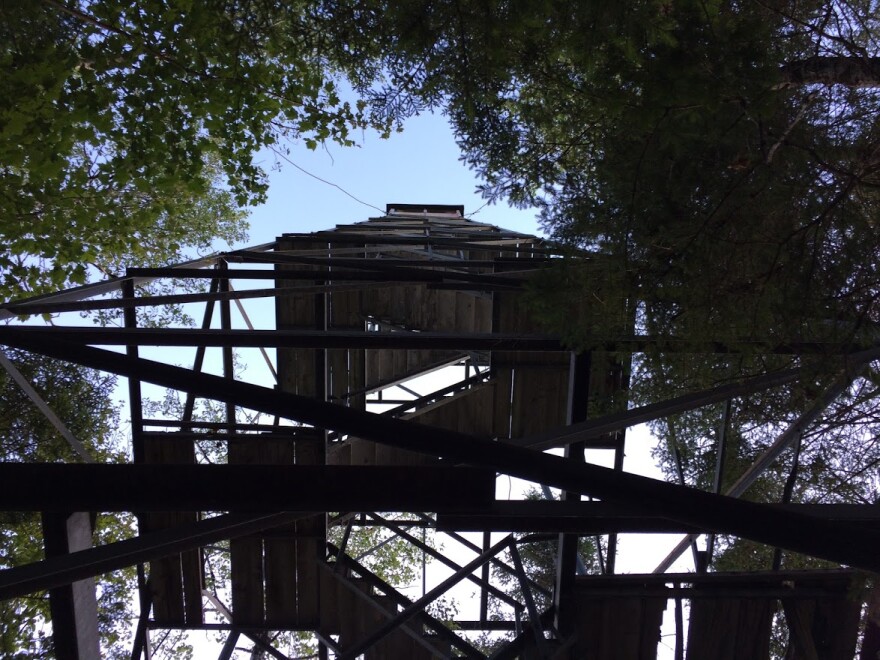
top-left (0, 205), bottom-right (878, 659)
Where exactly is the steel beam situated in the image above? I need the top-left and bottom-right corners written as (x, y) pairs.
top-left (437, 501), bottom-right (880, 533)
top-left (3, 326), bottom-right (875, 358)
top-left (0, 326), bottom-right (567, 351)
top-left (0, 464), bottom-right (494, 512)
top-left (4, 335), bottom-right (880, 572)
top-left (654, 373), bottom-right (856, 573)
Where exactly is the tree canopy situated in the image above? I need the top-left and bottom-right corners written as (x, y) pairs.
top-left (0, 0), bottom-right (395, 300)
top-left (332, 0), bottom-right (880, 345)
top-left (324, 0), bottom-right (880, 573)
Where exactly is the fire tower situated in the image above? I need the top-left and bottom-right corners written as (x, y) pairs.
top-left (0, 205), bottom-right (878, 658)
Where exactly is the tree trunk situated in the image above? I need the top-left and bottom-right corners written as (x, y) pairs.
top-left (780, 56), bottom-right (880, 88)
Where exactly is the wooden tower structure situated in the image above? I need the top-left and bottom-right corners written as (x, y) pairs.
top-left (0, 204), bottom-right (879, 658)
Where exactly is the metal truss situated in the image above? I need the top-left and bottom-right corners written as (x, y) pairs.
top-left (1, 212), bottom-right (878, 658)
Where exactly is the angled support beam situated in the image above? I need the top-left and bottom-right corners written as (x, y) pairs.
top-left (218, 632), bottom-right (240, 660)
top-left (366, 513), bottom-right (520, 609)
top-left (0, 464), bottom-right (494, 512)
top-left (0, 351), bottom-right (95, 462)
top-left (339, 535), bottom-right (512, 660)
top-left (4, 334), bottom-right (880, 572)
top-left (202, 591), bottom-right (290, 660)
top-left (330, 547), bottom-right (484, 659)
top-left (0, 513), bottom-right (308, 600)
top-left (654, 373), bottom-right (857, 573)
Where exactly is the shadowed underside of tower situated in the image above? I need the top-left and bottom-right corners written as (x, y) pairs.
top-left (0, 205), bottom-right (877, 659)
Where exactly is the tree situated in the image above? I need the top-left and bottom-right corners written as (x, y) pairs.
top-left (323, 7), bottom-right (880, 641)
top-left (0, 0), bottom-right (395, 301)
top-left (328, 0), bottom-right (880, 343)
top-left (0, 349), bottom-right (137, 659)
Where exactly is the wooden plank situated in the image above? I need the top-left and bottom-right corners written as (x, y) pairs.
top-left (571, 594), bottom-right (666, 660)
top-left (181, 548), bottom-right (203, 625)
top-left (295, 437), bottom-right (325, 627)
top-left (350, 438), bottom-right (376, 466)
top-left (263, 439), bottom-right (297, 627)
top-left (141, 436), bottom-right (196, 626)
top-left (434, 289), bottom-right (457, 331)
top-left (492, 368), bottom-right (514, 441)
top-left (784, 590), bottom-right (862, 660)
top-left (228, 435), bottom-right (266, 627)
top-left (409, 385), bottom-right (496, 439)
top-left (318, 566), bottom-right (340, 635)
top-left (687, 597), bottom-right (773, 660)
top-left (230, 536), bottom-right (264, 626)
top-left (474, 294), bottom-right (492, 333)
top-left (455, 291), bottom-right (476, 332)
top-left (327, 441), bottom-right (351, 465)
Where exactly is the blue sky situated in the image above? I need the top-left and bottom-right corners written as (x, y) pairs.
top-left (241, 109), bottom-right (542, 244)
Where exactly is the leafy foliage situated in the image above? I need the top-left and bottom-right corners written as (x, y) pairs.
top-left (0, 349), bottom-right (134, 658)
top-left (0, 0), bottom-right (396, 300)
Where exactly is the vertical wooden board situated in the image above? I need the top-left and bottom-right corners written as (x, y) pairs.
top-left (474, 295), bottom-right (492, 333)
top-left (365, 349), bottom-right (379, 389)
top-left (511, 367), bottom-right (570, 438)
top-left (370, 595), bottom-right (399, 660)
top-left (492, 368), bottom-right (513, 441)
top-left (509, 369), bottom-right (538, 438)
top-left (327, 441), bottom-right (352, 466)
top-left (360, 286), bottom-right (378, 321)
top-left (336, 575), bottom-right (359, 649)
top-left (687, 598), bottom-right (767, 660)
top-left (731, 599), bottom-right (772, 660)
top-left (423, 634), bottom-right (452, 660)
top-left (181, 548), bottom-right (203, 625)
top-left (276, 240), bottom-right (326, 405)
top-left (810, 594), bottom-right (862, 659)
top-left (348, 348), bottom-right (366, 410)
top-left (455, 291), bottom-right (476, 332)
top-left (294, 437), bottom-right (326, 627)
top-left (149, 557), bottom-right (184, 624)
top-left (377, 350), bottom-right (394, 384)
top-left (263, 437), bottom-right (298, 626)
top-left (457, 385), bottom-right (495, 438)
top-left (350, 438), bottom-right (377, 466)
top-left (264, 536), bottom-right (297, 627)
top-left (318, 567), bottom-right (341, 635)
top-left (330, 289), bottom-right (362, 328)
top-left (544, 367), bottom-right (571, 432)
top-left (384, 629), bottom-right (416, 660)
top-left (434, 290), bottom-right (457, 331)
top-left (392, 348), bottom-right (407, 381)
top-left (606, 598), bottom-right (642, 659)
top-left (639, 597), bottom-right (667, 658)
top-left (230, 536), bottom-right (264, 626)
top-left (142, 435), bottom-right (195, 625)
top-left (389, 285), bottom-right (408, 325)
top-left (295, 537), bottom-right (321, 627)
top-left (572, 597), bottom-right (603, 659)
top-left (374, 442), bottom-right (431, 467)
top-left (407, 284), bottom-right (426, 328)
top-left (328, 349), bottom-right (348, 403)
top-left (373, 287), bottom-right (394, 321)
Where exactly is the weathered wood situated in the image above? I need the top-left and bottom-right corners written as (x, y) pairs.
top-left (141, 435), bottom-right (197, 626)
top-left (41, 511), bottom-right (101, 660)
top-left (687, 597), bottom-right (773, 660)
